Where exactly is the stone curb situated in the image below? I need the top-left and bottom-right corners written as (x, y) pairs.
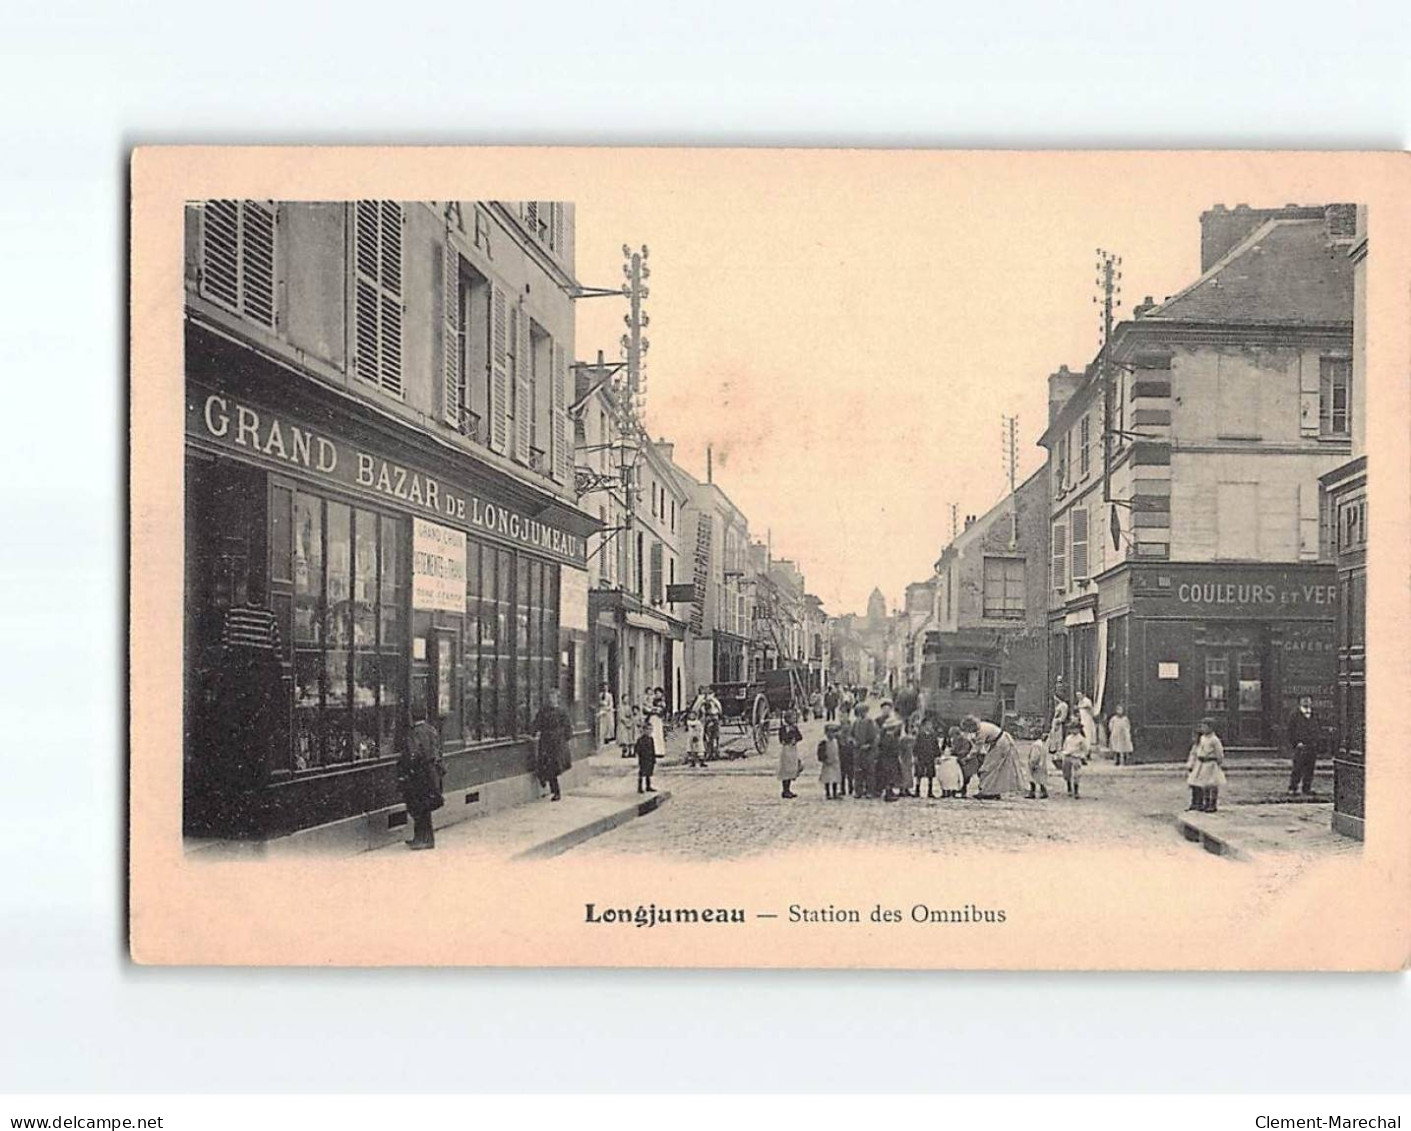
top-left (511, 790), bottom-right (672, 861)
top-left (1174, 812), bottom-right (1250, 862)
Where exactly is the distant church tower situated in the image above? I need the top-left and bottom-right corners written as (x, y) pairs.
top-left (866, 587), bottom-right (887, 630)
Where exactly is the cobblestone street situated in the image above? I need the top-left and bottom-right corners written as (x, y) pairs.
top-left (574, 718), bottom-right (1350, 862)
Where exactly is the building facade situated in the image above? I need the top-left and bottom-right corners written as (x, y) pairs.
top-left (677, 468), bottom-right (754, 694)
top-left (184, 199), bottom-right (598, 845)
top-left (1324, 205), bottom-right (1368, 839)
top-left (1041, 204), bottom-right (1354, 761)
top-left (573, 379), bottom-right (690, 726)
top-left (921, 467), bottom-right (1050, 726)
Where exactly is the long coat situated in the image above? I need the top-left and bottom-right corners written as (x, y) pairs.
top-left (913, 731), bottom-right (941, 777)
top-left (534, 704), bottom-right (574, 780)
top-left (817, 738), bottom-right (842, 785)
top-left (397, 721), bottom-right (445, 815)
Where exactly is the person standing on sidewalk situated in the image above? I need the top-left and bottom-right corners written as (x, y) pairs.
top-left (397, 705), bottom-right (445, 850)
top-left (1186, 717), bottom-right (1227, 813)
top-left (1108, 704), bottom-right (1134, 767)
top-left (839, 710), bottom-right (857, 796)
top-left (635, 726), bottom-right (658, 794)
top-left (533, 688), bottom-right (574, 802)
top-left (597, 683), bottom-right (615, 749)
top-left (684, 710), bottom-right (706, 768)
top-left (877, 716), bottom-right (904, 802)
top-left (617, 700), bottom-right (637, 760)
top-left (824, 685), bottom-right (840, 722)
top-left (1285, 695), bottom-right (1320, 797)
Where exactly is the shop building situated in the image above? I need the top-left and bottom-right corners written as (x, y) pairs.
top-left (1040, 203), bottom-right (1355, 760)
top-left (184, 199), bottom-right (597, 847)
top-left (571, 373), bottom-right (690, 723)
top-left (1324, 206), bottom-right (1368, 840)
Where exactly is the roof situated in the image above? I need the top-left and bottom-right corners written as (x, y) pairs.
top-left (931, 464), bottom-right (1047, 571)
top-left (1144, 216), bottom-right (1352, 327)
top-left (1041, 215), bottom-right (1354, 446)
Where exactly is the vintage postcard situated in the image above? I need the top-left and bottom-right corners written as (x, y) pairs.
top-left (130, 148), bottom-right (1411, 968)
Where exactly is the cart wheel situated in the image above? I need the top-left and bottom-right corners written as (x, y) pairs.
top-left (752, 721), bottom-right (770, 756)
top-left (750, 692), bottom-right (770, 730)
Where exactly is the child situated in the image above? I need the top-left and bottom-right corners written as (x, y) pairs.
top-left (777, 710), bottom-right (804, 799)
top-left (1108, 704), bottom-right (1133, 766)
top-left (635, 726), bottom-right (657, 794)
top-left (898, 720), bottom-right (917, 797)
top-left (949, 726), bottom-right (977, 799)
top-left (817, 721), bottom-right (843, 799)
top-left (1060, 721), bottom-right (1089, 798)
top-left (1027, 734), bottom-right (1051, 800)
top-left (684, 710), bottom-right (705, 768)
top-left (935, 729), bottom-right (963, 798)
top-left (1186, 717), bottom-right (1227, 812)
top-left (913, 717), bottom-right (940, 799)
top-left (618, 702), bottom-right (637, 760)
top-left (839, 717), bottom-right (857, 797)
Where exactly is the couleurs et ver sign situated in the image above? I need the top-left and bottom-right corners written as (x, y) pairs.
top-left (187, 389), bottom-right (587, 568)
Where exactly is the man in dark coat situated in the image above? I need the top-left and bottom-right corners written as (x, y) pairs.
top-left (1285, 695), bottom-right (1321, 796)
top-left (533, 688), bottom-right (574, 802)
top-left (397, 705), bottom-right (445, 850)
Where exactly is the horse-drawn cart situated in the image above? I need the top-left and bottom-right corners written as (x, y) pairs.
top-left (702, 669), bottom-right (806, 760)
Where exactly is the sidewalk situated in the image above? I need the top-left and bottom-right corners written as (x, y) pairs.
top-left (1174, 798), bottom-right (1344, 861)
top-left (370, 769), bottom-right (671, 860)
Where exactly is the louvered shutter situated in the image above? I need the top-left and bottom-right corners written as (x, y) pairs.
top-left (650, 541), bottom-right (663, 604)
top-left (551, 204), bottom-right (564, 255)
top-left (1051, 520), bottom-right (1067, 591)
top-left (352, 201), bottom-right (404, 396)
top-left (551, 341), bottom-right (568, 483)
top-left (489, 283), bottom-right (509, 453)
top-left (1071, 507), bottom-right (1089, 582)
top-left (200, 200), bottom-right (276, 330)
top-left (513, 305), bottom-right (532, 464)
top-left (441, 232), bottom-right (461, 426)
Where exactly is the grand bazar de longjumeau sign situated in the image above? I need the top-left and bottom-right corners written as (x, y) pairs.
top-left (186, 389), bottom-right (587, 568)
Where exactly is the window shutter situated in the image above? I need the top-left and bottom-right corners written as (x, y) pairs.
top-left (199, 200), bottom-right (276, 330)
top-left (650, 541), bottom-right (663, 604)
top-left (1071, 507), bottom-right (1090, 581)
top-left (514, 307), bottom-right (532, 464)
top-left (551, 341), bottom-right (568, 483)
top-left (551, 204), bottom-right (564, 254)
top-left (441, 232), bottom-right (461, 427)
top-left (1052, 521), bottom-right (1067, 591)
top-left (489, 283), bottom-right (509, 453)
top-left (352, 201), bottom-right (403, 396)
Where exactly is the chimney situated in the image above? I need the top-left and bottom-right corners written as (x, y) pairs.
top-left (1200, 202), bottom-right (1327, 271)
top-left (964, 514), bottom-right (976, 529)
top-left (656, 438), bottom-right (674, 464)
top-left (1324, 203), bottom-right (1357, 242)
top-left (1047, 364), bottom-right (1084, 425)
top-left (1133, 295), bottom-right (1157, 318)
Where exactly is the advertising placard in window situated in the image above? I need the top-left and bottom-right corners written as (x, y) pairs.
top-left (412, 517), bottom-right (467, 613)
top-left (560, 565), bottom-right (589, 633)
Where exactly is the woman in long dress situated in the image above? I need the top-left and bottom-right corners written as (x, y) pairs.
top-left (965, 715), bottom-right (1029, 799)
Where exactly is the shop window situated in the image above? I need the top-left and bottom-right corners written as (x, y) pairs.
top-left (1320, 358), bottom-right (1351, 438)
top-left (1203, 655), bottom-right (1227, 715)
top-left (198, 200), bottom-right (277, 330)
top-left (287, 493), bottom-right (406, 772)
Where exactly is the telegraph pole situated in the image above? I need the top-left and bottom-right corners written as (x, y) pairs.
top-left (1094, 248), bottom-right (1122, 502)
top-left (1002, 414), bottom-right (1019, 546)
top-left (619, 244), bottom-right (650, 424)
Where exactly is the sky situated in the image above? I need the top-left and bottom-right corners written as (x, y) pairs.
top-left (569, 151), bottom-right (1338, 617)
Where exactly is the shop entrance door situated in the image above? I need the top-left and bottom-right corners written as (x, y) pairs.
top-left (428, 626), bottom-right (462, 747)
top-left (1201, 638), bottom-right (1266, 746)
